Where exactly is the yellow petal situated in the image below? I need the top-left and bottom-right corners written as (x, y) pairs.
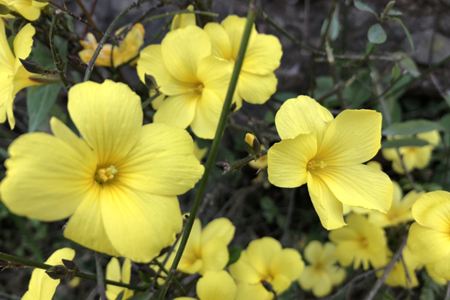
top-left (114, 24), bottom-right (144, 67)
top-left (229, 251), bottom-right (264, 284)
top-left (13, 1), bottom-right (43, 21)
top-left (0, 128), bottom-right (95, 221)
top-left (322, 242), bottom-right (338, 265)
top-left (0, 78), bottom-right (14, 128)
top-left (197, 55), bottom-right (232, 100)
top-left (411, 190), bottom-right (450, 230)
top-left (122, 258), bottom-right (131, 284)
top-left (220, 15), bottom-right (257, 60)
top-left (201, 218), bottom-right (235, 246)
top-left (275, 96), bottom-right (333, 140)
top-left (318, 110), bottom-right (381, 166)
top-left (179, 219), bottom-right (202, 273)
top-left (304, 240), bottom-right (323, 264)
top-left (307, 173), bottom-right (345, 230)
top-left (0, 20), bottom-right (15, 68)
top-left (328, 266), bottom-right (346, 285)
top-left (271, 274), bottom-right (291, 294)
top-left (68, 80), bottom-right (142, 165)
top-left (13, 23), bottom-right (35, 74)
top-left (171, 5), bottom-right (196, 30)
top-left (319, 165), bottom-right (392, 213)
top-left (154, 93), bottom-right (198, 130)
top-left (117, 123), bottom-right (204, 196)
top-left (242, 34), bottom-right (282, 75)
top-left (203, 22), bottom-right (232, 60)
top-left (269, 249), bottom-right (304, 281)
top-left (161, 25), bottom-right (211, 83)
top-left (434, 251), bottom-right (450, 281)
top-left (268, 132), bottom-right (317, 188)
top-left (311, 273), bottom-right (332, 297)
top-left (298, 266), bottom-right (319, 290)
top-left (246, 237), bottom-right (281, 276)
top-left (106, 257), bottom-right (122, 296)
top-left (199, 237), bottom-right (229, 274)
top-left (410, 145), bottom-right (434, 169)
top-left (237, 71), bottom-right (277, 104)
top-left (190, 89), bottom-right (223, 139)
top-left (235, 282), bottom-right (272, 300)
top-left (197, 271), bottom-right (237, 300)
top-left (426, 264), bottom-right (447, 285)
top-left (407, 222), bottom-right (450, 264)
top-left (417, 130), bottom-right (440, 146)
top-left (12, 65), bottom-right (40, 95)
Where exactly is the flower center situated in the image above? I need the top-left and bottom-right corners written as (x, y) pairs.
top-left (189, 84), bottom-right (204, 93)
top-left (307, 160), bottom-right (327, 170)
top-left (95, 165), bottom-right (118, 184)
top-left (359, 237), bottom-right (369, 249)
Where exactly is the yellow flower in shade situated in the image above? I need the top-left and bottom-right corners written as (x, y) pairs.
top-left (171, 5), bottom-right (195, 31)
top-left (268, 96), bottom-right (392, 230)
top-left (329, 214), bottom-right (387, 270)
top-left (378, 246), bottom-right (419, 288)
top-left (106, 258), bottom-right (133, 300)
top-left (22, 248), bottom-right (75, 300)
top-left (137, 25), bottom-right (232, 139)
top-left (79, 24), bottom-right (145, 67)
top-left (193, 141), bottom-right (208, 161)
top-left (229, 237), bottom-right (304, 300)
top-left (174, 271), bottom-right (237, 300)
top-left (425, 264), bottom-right (446, 285)
top-left (368, 181), bottom-right (424, 227)
top-left (0, 80), bottom-right (204, 262)
top-left (4, 0), bottom-right (47, 21)
top-left (382, 130), bottom-right (440, 174)
top-left (298, 241), bottom-right (345, 297)
top-left (0, 22), bottom-right (44, 129)
top-left (204, 15), bottom-right (282, 108)
top-left (407, 191), bottom-right (450, 280)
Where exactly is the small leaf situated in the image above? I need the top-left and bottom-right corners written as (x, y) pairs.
top-left (27, 83), bottom-right (63, 132)
top-left (19, 59), bottom-right (46, 74)
top-left (115, 291), bottom-right (125, 300)
top-left (354, 1), bottom-right (378, 17)
top-left (388, 9), bottom-right (402, 16)
top-left (391, 63), bottom-right (401, 81)
top-left (391, 17), bottom-right (414, 51)
top-left (381, 1), bottom-right (396, 18)
top-left (227, 245), bottom-right (243, 266)
top-left (321, 4), bottom-right (340, 41)
top-left (399, 55), bottom-right (420, 78)
top-left (368, 24), bottom-right (387, 44)
top-left (383, 119), bottom-right (447, 136)
top-left (382, 138), bottom-right (429, 148)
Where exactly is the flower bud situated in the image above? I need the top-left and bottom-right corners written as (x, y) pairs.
top-left (19, 59), bottom-right (46, 74)
top-left (62, 259), bottom-right (79, 271)
top-left (45, 265), bottom-right (69, 280)
top-left (66, 54), bottom-right (88, 68)
top-left (244, 133), bottom-right (261, 156)
top-left (0, 4), bottom-right (10, 15)
top-left (145, 74), bottom-right (159, 92)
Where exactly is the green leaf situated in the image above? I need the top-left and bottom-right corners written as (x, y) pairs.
top-left (388, 9), bottom-right (402, 16)
top-left (115, 291), bottom-right (125, 300)
top-left (321, 4), bottom-right (340, 41)
top-left (383, 120), bottom-right (447, 136)
top-left (354, 1), bottom-right (377, 17)
top-left (227, 245), bottom-right (243, 266)
top-left (381, 138), bottom-right (429, 148)
top-left (65, 15), bottom-right (74, 32)
top-left (444, 90), bottom-right (450, 109)
top-left (391, 17), bottom-right (414, 51)
top-left (138, 270), bottom-right (151, 284)
top-left (27, 83), bottom-right (63, 132)
top-left (368, 24), bottom-right (387, 44)
top-left (391, 63), bottom-right (401, 81)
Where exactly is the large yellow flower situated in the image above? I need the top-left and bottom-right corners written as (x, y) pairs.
top-left (3, 0), bottom-right (47, 21)
top-left (22, 248), bottom-right (75, 300)
top-left (106, 258), bottom-right (133, 300)
top-left (0, 22), bottom-right (43, 129)
top-left (137, 25), bottom-right (232, 139)
top-left (171, 4), bottom-right (195, 30)
top-left (329, 214), bottom-right (387, 270)
top-left (407, 191), bottom-right (450, 280)
top-left (0, 80), bottom-right (204, 262)
top-left (229, 237), bottom-right (304, 300)
top-left (204, 15), bottom-right (282, 108)
top-left (368, 181), bottom-right (424, 227)
top-left (382, 130), bottom-right (440, 174)
top-left (268, 96), bottom-right (392, 229)
top-left (174, 271), bottom-right (237, 300)
top-left (298, 241), bottom-right (345, 297)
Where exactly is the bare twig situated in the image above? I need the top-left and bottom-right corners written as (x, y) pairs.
top-left (49, 12), bottom-right (70, 89)
top-left (75, 0), bottom-right (99, 32)
top-left (82, 0), bottom-right (98, 38)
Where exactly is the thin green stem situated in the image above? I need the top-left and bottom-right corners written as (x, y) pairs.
top-left (141, 10), bottom-right (218, 23)
top-left (156, 2), bottom-right (257, 299)
top-left (83, 0), bottom-right (152, 82)
top-left (49, 12), bottom-right (70, 90)
top-left (95, 252), bottom-right (107, 300)
top-left (142, 92), bottom-right (162, 109)
top-left (152, 259), bottom-right (186, 294)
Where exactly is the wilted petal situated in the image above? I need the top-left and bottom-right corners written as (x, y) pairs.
top-left (407, 223), bottom-right (450, 264)
top-left (242, 34), bottom-right (282, 75)
top-left (411, 191), bottom-right (450, 230)
top-left (197, 271), bottom-right (237, 300)
top-left (237, 71), bottom-right (277, 104)
top-left (154, 93), bottom-right (198, 130)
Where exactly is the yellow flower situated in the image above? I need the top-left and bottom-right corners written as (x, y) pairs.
top-left (268, 96), bottom-right (392, 229)
top-left (368, 181), bottom-right (424, 227)
top-left (407, 191), bottom-right (450, 280)
top-left (425, 264), bottom-right (447, 285)
top-left (4, 0), bottom-right (47, 21)
top-left (171, 4), bottom-right (195, 30)
top-left (0, 22), bottom-right (43, 129)
top-left (382, 130), bottom-right (440, 174)
top-left (79, 24), bottom-right (145, 67)
top-left (22, 248), bottom-right (75, 300)
top-left (229, 237), bottom-right (304, 299)
top-left (106, 258), bottom-right (133, 300)
top-left (204, 15), bottom-right (282, 108)
top-left (249, 145), bottom-right (268, 170)
top-left (329, 214), bottom-right (387, 270)
top-left (0, 80), bottom-right (204, 262)
top-left (378, 246), bottom-right (419, 288)
top-left (137, 25), bottom-right (232, 139)
top-left (174, 271), bottom-right (237, 300)
top-left (298, 241), bottom-right (345, 297)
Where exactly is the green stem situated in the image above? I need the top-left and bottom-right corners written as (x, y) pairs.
top-left (152, 259), bottom-right (186, 294)
top-left (49, 12), bottom-right (70, 90)
top-left (0, 252), bottom-right (146, 291)
top-left (142, 92), bottom-right (162, 109)
top-left (95, 252), bottom-right (107, 300)
top-left (141, 10), bottom-right (218, 23)
top-left (156, 2), bottom-right (257, 299)
top-left (83, 0), bottom-right (152, 82)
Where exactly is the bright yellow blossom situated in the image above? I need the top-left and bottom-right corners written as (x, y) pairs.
top-left (268, 96), bottom-right (392, 229)
top-left (106, 258), bottom-right (133, 300)
top-left (204, 15), bottom-right (282, 108)
top-left (171, 5), bottom-right (195, 30)
top-left (368, 181), bottom-right (424, 227)
top-left (382, 130), bottom-right (440, 174)
top-left (378, 246), bottom-right (419, 288)
top-left (174, 271), bottom-right (237, 300)
top-left (22, 248), bottom-right (75, 300)
top-left (425, 264), bottom-right (446, 285)
top-left (137, 25), bottom-right (232, 139)
top-left (0, 22), bottom-right (44, 129)
top-left (329, 214), bottom-right (387, 270)
top-left (79, 24), bottom-right (145, 67)
top-left (0, 80), bottom-right (204, 262)
top-left (298, 241), bottom-right (345, 297)
top-left (4, 0), bottom-right (47, 21)
top-left (229, 237), bottom-right (304, 300)
top-left (407, 191), bottom-right (450, 280)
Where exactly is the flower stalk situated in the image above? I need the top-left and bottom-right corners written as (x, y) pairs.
top-left (50, 12), bottom-right (70, 89)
